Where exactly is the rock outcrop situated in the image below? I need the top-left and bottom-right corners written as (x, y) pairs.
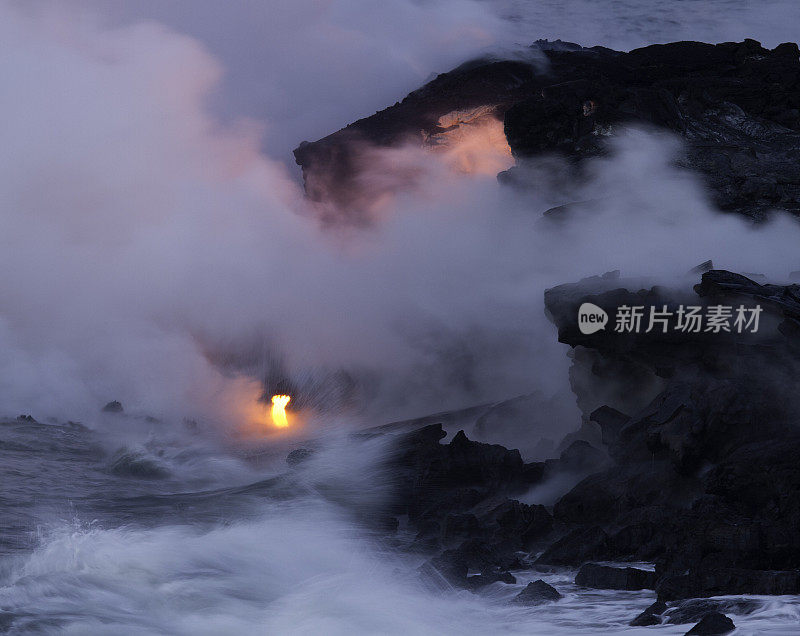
top-left (370, 269), bottom-right (800, 603)
top-left (385, 424), bottom-right (551, 586)
top-left (685, 612), bottom-right (736, 635)
top-left (542, 269), bottom-right (800, 600)
top-left (295, 40), bottom-right (800, 220)
top-left (511, 579), bottom-right (563, 605)
top-left (574, 563), bottom-right (656, 590)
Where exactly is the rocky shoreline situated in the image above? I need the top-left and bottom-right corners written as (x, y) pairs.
top-left (287, 269), bottom-right (800, 632)
top-left (291, 270), bottom-right (800, 633)
top-left (288, 36), bottom-right (800, 633)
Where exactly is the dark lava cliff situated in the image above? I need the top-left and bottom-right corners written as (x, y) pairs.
top-left (295, 39), bottom-right (800, 221)
top-left (299, 270), bottom-right (800, 621)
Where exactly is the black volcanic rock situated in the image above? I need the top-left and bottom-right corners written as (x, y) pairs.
top-left (589, 405), bottom-right (630, 448)
top-left (506, 41), bottom-right (800, 220)
top-left (422, 550), bottom-right (469, 586)
top-left (666, 598), bottom-right (760, 625)
top-left (295, 40), bottom-right (800, 220)
top-left (441, 513), bottom-right (480, 544)
top-left (536, 526), bottom-right (610, 565)
top-left (465, 569), bottom-right (516, 590)
top-left (480, 499), bottom-right (553, 548)
top-left (391, 425), bottom-right (551, 581)
top-left (630, 600), bottom-right (667, 626)
top-left (575, 563), bottom-right (656, 590)
top-left (539, 269), bottom-right (800, 599)
top-left (444, 430), bottom-right (527, 488)
top-left (512, 579), bottom-right (562, 605)
top-left (378, 268), bottom-right (800, 602)
top-left (550, 440), bottom-right (607, 473)
top-left (630, 611), bottom-right (661, 626)
top-left (389, 424), bottom-right (542, 524)
top-left (294, 58), bottom-right (538, 218)
top-left (684, 612), bottom-right (736, 635)
top-left (451, 538), bottom-right (525, 573)
top-left (423, 538), bottom-right (527, 588)
top-left (657, 567), bottom-right (800, 601)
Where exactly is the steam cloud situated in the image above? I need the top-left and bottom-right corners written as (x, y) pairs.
top-left (2, 1), bottom-right (800, 449)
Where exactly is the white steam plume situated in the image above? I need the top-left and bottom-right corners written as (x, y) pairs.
top-left (1, 2), bottom-right (800, 446)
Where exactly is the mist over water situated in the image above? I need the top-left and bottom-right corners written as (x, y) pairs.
top-left (2, 0), bottom-right (800, 633)
top-left (2, 421), bottom-right (799, 635)
top-left (4, 0), bottom-right (800, 427)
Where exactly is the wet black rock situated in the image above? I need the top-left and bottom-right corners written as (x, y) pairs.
top-left (455, 539), bottom-right (524, 573)
top-left (536, 526), bottom-right (610, 565)
top-left (512, 579), bottom-right (563, 605)
top-left (465, 569), bottom-right (516, 590)
top-left (388, 424), bottom-right (547, 539)
top-left (630, 600), bottom-right (667, 626)
top-left (647, 600), bottom-right (668, 614)
top-left (422, 538), bottom-right (526, 588)
top-left (575, 563), bottom-right (656, 590)
top-left (665, 599), bottom-right (761, 625)
top-left (657, 567), bottom-right (800, 601)
top-left (630, 611), bottom-right (661, 627)
top-left (684, 612), bottom-right (736, 635)
top-left (102, 401), bottom-right (123, 413)
top-left (481, 499), bottom-right (553, 548)
top-left (15, 414), bottom-right (36, 423)
top-left (422, 551), bottom-right (468, 586)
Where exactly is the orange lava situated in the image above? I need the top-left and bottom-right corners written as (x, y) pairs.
top-left (270, 394), bottom-right (291, 428)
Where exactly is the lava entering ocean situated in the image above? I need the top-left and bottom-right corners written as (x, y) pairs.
top-left (270, 394), bottom-right (291, 428)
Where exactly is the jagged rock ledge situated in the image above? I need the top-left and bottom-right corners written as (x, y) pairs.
top-left (295, 39), bottom-right (800, 221)
top-left (287, 270), bottom-right (800, 618)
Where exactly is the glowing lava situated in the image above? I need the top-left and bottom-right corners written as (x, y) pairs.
top-left (270, 394), bottom-right (291, 428)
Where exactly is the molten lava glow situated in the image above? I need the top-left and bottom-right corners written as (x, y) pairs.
top-left (270, 394), bottom-right (291, 428)
top-left (428, 107), bottom-right (514, 175)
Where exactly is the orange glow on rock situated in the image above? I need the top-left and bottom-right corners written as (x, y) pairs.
top-left (427, 107), bottom-right (514, 175)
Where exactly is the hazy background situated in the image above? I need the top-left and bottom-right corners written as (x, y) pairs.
top-left (2, 0), bottom-right (800, 438)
